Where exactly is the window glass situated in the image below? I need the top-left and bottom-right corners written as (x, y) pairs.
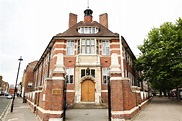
top-left (66, 68), bottom-right (74, 84)
top-left (91, 69), bottom-right (95, 77)
top-left (78, 27), bottom-right (99, 34)
top-left (81, 69), bottom-right (95, 77)
top-left (91, 27), bottom-right (95, 33)
top-left (85, 27), bottom-right (88, 34)
top-left (28, 82), bottom-right (33, 88)
top-left (66, 40), bottom-right (74, 55)
top-left (77, 40), bottom-right (80, 54)
top-left (86, 68), bottom-right (90, 75)
top-left (102, 68), bottom-right (109, 84)
top-left (81, 69), bottom-right (85, 77)
top-left (81, 39), bottom-right (95, 54)
top-left (82, 46), bottom-right (86, 53)
top-left (102, 40), bottom-right (110, 55)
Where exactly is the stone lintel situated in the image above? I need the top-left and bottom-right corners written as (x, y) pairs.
top-left (49, 118), bottom-right (63, 121)
top-left (110, 77), bottom-right (130, 81)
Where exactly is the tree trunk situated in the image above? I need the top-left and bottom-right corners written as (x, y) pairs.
top-left (163, 90), bottom-right (167, 97)
top-left (160, 89), bottom-right (162, 96)
top-left (176, 87), bottom-right (180, 102)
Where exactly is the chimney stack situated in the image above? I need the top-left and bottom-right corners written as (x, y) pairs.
top-left (69, 13), bottom-right (77, 28)
top-left (99, 13), bottom-right (108, 28)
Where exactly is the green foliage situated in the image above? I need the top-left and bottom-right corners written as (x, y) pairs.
top-left (135, 18), bottom-right (182, 91)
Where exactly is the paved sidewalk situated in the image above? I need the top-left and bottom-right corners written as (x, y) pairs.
top-left (133, 96), bottom-right (182, 121)
top-left (2, 97), bottom-right (39, 121)
top-left (66, 109), bottom-right (108, 121)
top-left (2, 96), bottom-right (181, 121)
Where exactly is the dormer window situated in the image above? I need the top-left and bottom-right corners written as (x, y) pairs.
top-left (78, 26), bottom-right (99, 34)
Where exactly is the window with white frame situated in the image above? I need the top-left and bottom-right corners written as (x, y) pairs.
top-left (66, 40), bottom-right (75, 55)
top-left (78, 26), bottom-right (99, 34)
top-left (65, 68), bottom-right (74, 84)
top-left (81, 38), bottom-right (95, 54)
top-left (102, 68), bottom-right (110, 84)
top-left (102, 40), bottom-right (110, 55)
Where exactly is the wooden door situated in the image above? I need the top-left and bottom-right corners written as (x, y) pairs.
top-left (81, 80), bottom-right (95, 102)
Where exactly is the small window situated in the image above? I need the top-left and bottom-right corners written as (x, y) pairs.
top-left (91, 69), bottom-right (95, 77)
top-left (81, 68), bottom-right (95, 77)
top-left (86, 68), bottom-right (90, 75)
top-left (28, 82), bottom-right (33, 88)
top-left (102, 68), bottom-right (109, 84)
top-left (78, 26), bottom-right (99, 34)
top-left (66, 40), bottom-right (74, 55)
top-left (81, 69), bottom-right (85, 77)
top-left (66, 68), bottom-right (74, 84)
top-left (78, 40), bottom-right (80, 54)
top-left (102, 40), bottom-right (110, 55)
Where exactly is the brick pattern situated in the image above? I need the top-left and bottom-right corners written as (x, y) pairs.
top-left (99, 13), bottom-right (108, 28)
top-left (69, 13), bottom-right (77, 28)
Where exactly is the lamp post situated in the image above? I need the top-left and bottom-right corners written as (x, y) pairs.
top-left (11, 56), bottom-right (23, 112)
top-left (63, 76), bottom-right (67, 121)
top-left (107, 76), bottom-right (111, 121)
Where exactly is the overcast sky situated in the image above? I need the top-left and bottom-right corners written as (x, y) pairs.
top-left (0, 0), bottom-right (182, 85)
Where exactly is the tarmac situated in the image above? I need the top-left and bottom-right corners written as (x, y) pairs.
top-left (1, 96), bottom-right (182, 121)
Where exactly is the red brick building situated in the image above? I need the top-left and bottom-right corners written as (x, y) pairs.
top-left (0, 76), bottom-right (9, 95)
top-left (22, 61), bottom-right (38, 96)
top-left (25, 8), bottom-right (150, 121)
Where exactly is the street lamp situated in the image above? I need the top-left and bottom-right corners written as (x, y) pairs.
top-left (107, 76), bottom-right (111, 121)
top-left (10, 56), bottom-right (23, 112)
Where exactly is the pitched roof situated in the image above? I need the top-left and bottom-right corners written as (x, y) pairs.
top-left (56, 21), bottom-right (119, 37)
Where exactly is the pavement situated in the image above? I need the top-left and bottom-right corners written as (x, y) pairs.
top-left (1, 97), bottom-right (39, 121)
top-left (132, 96), bottom-right (182, 121)
top-left (66, 109), bottom-right (108, 121)
top-left (1, 96), bottom-right (182, 121)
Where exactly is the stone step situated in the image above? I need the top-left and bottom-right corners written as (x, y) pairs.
top-left (68, 103), bottom-right (108, 109)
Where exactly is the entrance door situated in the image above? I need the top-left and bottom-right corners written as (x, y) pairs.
top-left (81, 80), bottom-right (95, 102)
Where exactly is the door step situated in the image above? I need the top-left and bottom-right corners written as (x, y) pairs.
top-left (68, 103), bottom-right (108, 109)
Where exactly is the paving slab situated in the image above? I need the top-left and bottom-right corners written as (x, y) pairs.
top-left (66, 109), bottom-right (108, 121)
top-left (133, 96), bottom-right (182, 121)
top-left (2, 97), bottom-right (39, 121)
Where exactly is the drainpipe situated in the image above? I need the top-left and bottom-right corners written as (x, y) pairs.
top-left (40, 62), bottom-right (44, 85)
top-left (47, 47), bottom-right (51, 77)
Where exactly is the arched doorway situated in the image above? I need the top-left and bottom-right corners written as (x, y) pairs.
top-left (81, 80), bottom-right (95, 102)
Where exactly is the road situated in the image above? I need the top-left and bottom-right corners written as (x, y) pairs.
top-left (0, 96), bottom-right (11, 121)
